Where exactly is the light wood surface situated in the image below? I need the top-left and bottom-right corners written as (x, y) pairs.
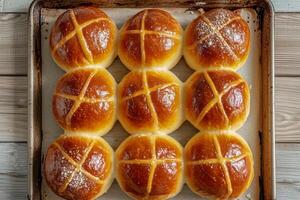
top-left (275, 13), bottom-right (300, 76)
top-left (0, 0), bottom-right (298, 199)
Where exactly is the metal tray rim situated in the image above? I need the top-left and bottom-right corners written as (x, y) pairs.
top-left (28, 0), bottom-right (275, 199)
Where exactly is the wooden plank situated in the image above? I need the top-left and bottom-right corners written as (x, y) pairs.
top-left (0, 0), bottom-right (300, 12)
top-left (277, 182), bottom-right (300, 200)
top-left (272, 0), bottom-right (300, 12)
top-left (0, 76), bottom-right (27, 114)
top-left (276, 143), bottom-right (300, 199)
top-left (275, 13), bottom-right (300, 76)
top-left (0, 76), bottom-right (27, 142)
top-left (0, 142), bottom-right (299, 199)
top-left (0, 13), bottom-right (27, 75)
top-left (0, 143), bottom-right (26, 200)
top-left (275, 77), bottom-right (300, 142)
top-left (1, 0), bottom-right (31, 12)
top-left (0, 143), bottom-right (27, 176)
top-left (0, 176), bottom-right (27, 200)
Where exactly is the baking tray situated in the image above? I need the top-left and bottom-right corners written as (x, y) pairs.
top-left (28, 0), bottom-right (275, 199)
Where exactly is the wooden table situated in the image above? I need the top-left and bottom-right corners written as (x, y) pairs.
top-left (0, 0), bottom-right (299, 199)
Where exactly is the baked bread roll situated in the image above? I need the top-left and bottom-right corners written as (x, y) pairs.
top-left (44, 134), bottom-right (114, 200)
top-left (52, 68), bottom-right (116, 135)
top-left (185, 70), bottom-right (250, 131)
top-left (116, 134), bottom-right (183, 200)
top-left (50, 6), bottom-right (117, 71)
top-left (118, 9), bottom-right (183, 70)
top-left (183, 8), bottom-right (250, 70)
top-left (118, 70), bottom-right (183, 135)
top-left (184, 132), bottom-right (254, 199)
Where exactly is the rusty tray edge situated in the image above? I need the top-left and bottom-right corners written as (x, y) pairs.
top-left (28, 1), bottom-right (275, 199)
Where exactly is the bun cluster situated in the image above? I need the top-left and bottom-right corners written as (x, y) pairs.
top-left (183, 8), bottom-right (254, 200)
top-left (116, 9), bottom-right (184, 200)
top-left (45, 6), bottom-right (254, 200)
top-left (45, 7), bottom-right (117, 200)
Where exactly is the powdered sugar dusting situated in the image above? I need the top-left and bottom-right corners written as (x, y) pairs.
top-left (68, 171), bottom-right (91, 190)
top-left (188, 8), bottom-right (249, 67)
top-left (193, 17), bottom-right (213, 41)
top-left (220, 19), bottom-right (249, 57)
top-left (58, 156), bottom-right (75, 183)
top-left (205, 8), bottom-right (235, 29)
top-left (88, 153), bottom-right (105, 171)
top-left (44, 144), bottom-right (76, 194)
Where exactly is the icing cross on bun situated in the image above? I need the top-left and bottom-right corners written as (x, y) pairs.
top-left (185, 70), bottom-right (250, 131)
top-left (116, 134), bottom-right (184, 200)
top-left (118, 70), bottom-right (183, 135)
top-left (118, 9), bottom-right (183, 70)
top-left (50, 7), bottom-right (117, 71)
top-left (183, 8), bottom-right (250, 70)
top-left (52, 68), bottom-right (116, 135)
top-left (44, 134), bottom-right (114, 200)
top-left (184, 132), bottom-right (254, 199)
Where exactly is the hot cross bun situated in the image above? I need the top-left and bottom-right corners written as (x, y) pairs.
top-left (44, 134), bottom-right (114, 200)
top-left (116, 134), bottom-right (184, 200)
top-left (52, 68), bottom-right (116, 135)
top-left (184, 69), bottom-right (250, 131)
top-left (50, 7), bottom-right (117, 71)
top-left (184, 132), bottom-right (254, 199)
top-left (183, 8), bottom-right (250, 70)
top-left (118, 70), bottom-right (183, 135)
top-left (118, 9), bottom-right (183, 70)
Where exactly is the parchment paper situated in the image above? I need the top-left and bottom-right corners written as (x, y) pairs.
top-left (40, 7), bottom-right (261, 200)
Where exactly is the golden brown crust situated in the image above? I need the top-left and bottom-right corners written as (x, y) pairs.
top-left (52, 68), bottom-right (116, 135)
top-left (184, 132), bottom-right (254, 199)
top-left (118, 9), bottom-right (183, 70)
top-left (116, 134), bottom-right (183, 200)
top-left (44, 134), bottom-right (114, 200)
top-left (183, 8), bottom-right (250, 70)
top-left (50, 7), bottom-right (117, 71)
top-left (118, 70), bottom-right (183, 135)
top-left (184, 70), bottom-right (250, 131)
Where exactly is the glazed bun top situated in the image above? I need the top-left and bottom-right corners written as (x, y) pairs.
top-left (118, 70), bottom-right (183, 135)
top-left (44, 134), bottom-right (114, 200)
top-left (116, 134), bottom-right (183, 200)
top-left (50, 6), bottom-right (117, 71)
top-left (52, 68), bottom-right (116, 135)
top-left (184, 132), bottom-right (254, 199)
top-left (184, 8), bottom-right (250, 70)
top-left (185, 69), bottom-right (250, 131)
top-left (118, 9), bottom-right (183, 71)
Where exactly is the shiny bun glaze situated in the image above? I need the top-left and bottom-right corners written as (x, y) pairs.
top-left (185, 69), bottom-right (250, 131)
top-left (183, 8), bottom-right (250, 70)
top-left (184, 132), bottom-right (254, 199)
top-left (52, 68), bottom-right (116, 135)
top-left (44, 134), bottom-right (114, 200)
top-left (118, 70), bottom-right (183, 135)
top-left (116, 134), bottom-right (184, 200)
top-left (118, 9), bottom-right (183, 70)
top-left (50, 7), bottom-right (117, 71)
